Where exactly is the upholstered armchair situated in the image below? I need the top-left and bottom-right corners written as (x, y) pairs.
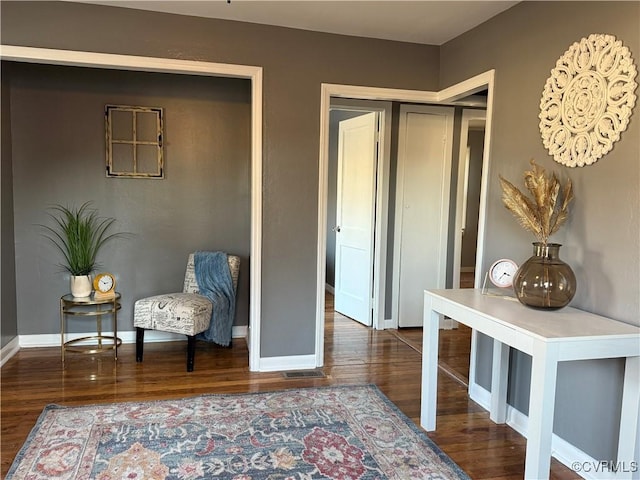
top-left (134, 252), bottom-right (240, 371)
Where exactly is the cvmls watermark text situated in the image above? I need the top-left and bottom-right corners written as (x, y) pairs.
top-left (572, 461), bottom-right (638, 474)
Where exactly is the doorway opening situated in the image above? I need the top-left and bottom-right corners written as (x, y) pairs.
top-left (316, 73), bottom-right (495, 373)
top-left (453, 108), bottom-right (487, 292)
top-left (325, 99), bottom-right (392, 330)
top-left (1, 45), bottom-right (263, 371)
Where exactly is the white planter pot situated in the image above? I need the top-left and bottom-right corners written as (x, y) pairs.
top-left (70, 275), bottom-right (92, 298)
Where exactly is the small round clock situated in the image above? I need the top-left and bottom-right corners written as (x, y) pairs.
top-left (489, 259), bottom-right (518, 288)
top-left (93, 272), bottom-right (116, 297)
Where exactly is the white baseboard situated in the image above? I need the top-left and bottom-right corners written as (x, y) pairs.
top-left (441, 317), bottom-right (458, 330)
top-left (258, 354), bottom-right (317, 372)
top-left (383, 318), bottom-right (395, 329)
top-left (12, 326), bottom-right (248, 350)
top-left (232, 325), bottom-right (248, 339)
top-left (325, 283), bottom-right (335, 295)
top-left (468, 380), bottom-right (610, 480)
top-left (0, 336), bottom-right (20, 367)
top-left (9, 328), bottom-right (312, 374)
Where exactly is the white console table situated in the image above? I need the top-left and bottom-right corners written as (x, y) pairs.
top-left (421, 289), bottom-right (640, 480)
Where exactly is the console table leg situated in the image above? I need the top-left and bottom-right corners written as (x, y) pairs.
top-left (420, 292), bottom-right (440, 431)
top-left (617, 356), bottom-right (640, 480)
top-left (490, 339), bottom-right (510, 424)
top-left (525, 341), bottom-right (559, 480)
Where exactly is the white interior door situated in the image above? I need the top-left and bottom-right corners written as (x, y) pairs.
top-left (334, 112), bottom-right (378, 325)
top-left (393, 105), bottom-right (454, 328)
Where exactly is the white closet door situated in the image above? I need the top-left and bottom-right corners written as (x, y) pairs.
top-left (394, 105), bottom-right (454, 328)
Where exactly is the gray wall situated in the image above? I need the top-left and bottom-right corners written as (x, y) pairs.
top-left (0, 1), bottom-right (440, 357)
top-left (7, 61), bottom-right (251, 334)
top-left (461, 128), bottom-right (484, 268)
top-left (441, 1), bottom-right (639, 462)
top-left (1, 66), bottom-right (18, 348)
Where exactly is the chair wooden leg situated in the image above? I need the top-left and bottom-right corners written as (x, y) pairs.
top-left (136, 327), bottom-right (144, 362)
top-left (187, 335), bottom-right (196, 372)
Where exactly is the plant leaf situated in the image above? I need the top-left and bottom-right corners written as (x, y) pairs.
top-left (499, 175), bottom-right (545, 242)
top-left (499, 160), bottom-right (574, 244)
top-left (550, 176), bottom-right (573, 236)
top-left (38, 201), bottom-right (130, 276)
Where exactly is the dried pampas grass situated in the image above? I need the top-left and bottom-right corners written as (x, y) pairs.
top-left (499, 159), bottom-right (573, 244)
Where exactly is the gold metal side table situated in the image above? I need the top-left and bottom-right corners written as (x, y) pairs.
top-left (60, 292), bottom-right (122, 362)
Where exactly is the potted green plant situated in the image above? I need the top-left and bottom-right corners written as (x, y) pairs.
top-left (41, 202), bottom-right (127, 297)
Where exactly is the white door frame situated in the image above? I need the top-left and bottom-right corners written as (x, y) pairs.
top-left (316, 71), bottom-right (496, 367)
top-left (453, 109), bottom-right (487, 289)
top-left (0, 45), bottom-right (264, 371)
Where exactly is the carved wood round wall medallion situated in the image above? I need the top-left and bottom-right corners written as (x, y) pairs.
top-left (539, 34), bottom-right (638, 167)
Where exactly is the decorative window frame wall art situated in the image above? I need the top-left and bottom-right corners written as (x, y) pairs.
top-left (105, 105), bottom-right (164, 178)
top-left (539, 33), bottom-right (638, 167)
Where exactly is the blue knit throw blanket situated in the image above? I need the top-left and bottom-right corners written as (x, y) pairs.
top-left (194, 251), bottom-right (235, 346)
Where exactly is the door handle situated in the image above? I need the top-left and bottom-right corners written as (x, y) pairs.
top-left (333, 226), bottom-right (341, 232)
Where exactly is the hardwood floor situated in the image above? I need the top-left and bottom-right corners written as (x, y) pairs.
top-left (1, 294), bottom-right (579, 479)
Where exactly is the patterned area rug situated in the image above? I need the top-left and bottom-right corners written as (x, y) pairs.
top-left (7, 385), bottom-right (469, 479)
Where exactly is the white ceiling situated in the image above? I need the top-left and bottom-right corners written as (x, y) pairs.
top-left (70, 1), bottom-right (519, 45)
